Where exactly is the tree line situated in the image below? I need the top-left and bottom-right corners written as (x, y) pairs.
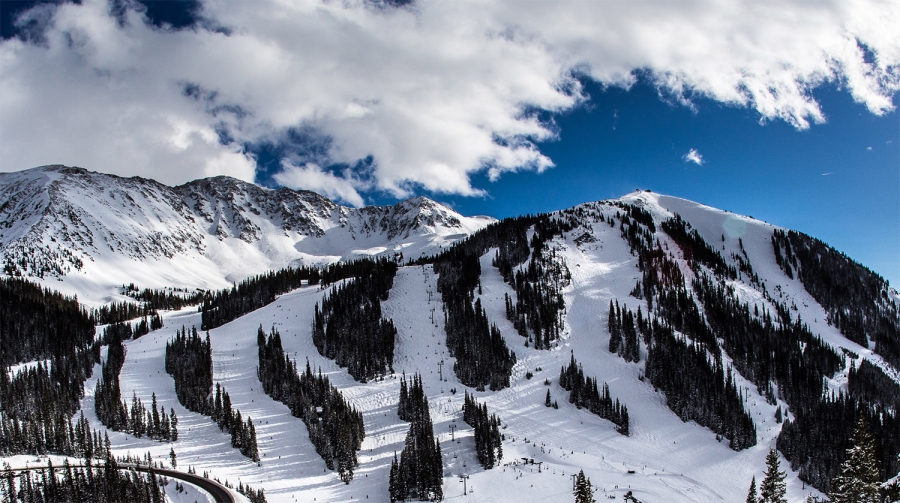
top-left (95, 331), bottom-right (178, 442)
top-left (419, 215), bottom-right (566, 389)
top-left (661, 214), bottom-right (737, 281)
top-left (462, 391), bottom-right (503, 469)
top-left (433, 250), bottom-right (515, 391)
top-left (689, 274), bottom-right (898, 490)
top-left (0, 278), bottom-right (113, 466)
top-left (91, 301), bottom-right (158, 327)
top-left (558, 354), bottom-right (630, 436)
top-left (91, 285), bottom-right (202, 326)
top-left (494, 217), bottom-right (572, 350)
top-left (312, 258), bottom-right (398, 382)
top-left (210, 383), bottom-right (260, 462)
top-left (200, 259), bottom-right (403, 331)
top-left (0, 279), bottom-right (102, 458)
top-left (545, 202), bottom-right (898, 490)
top-left (200, 265), bottom-right (322, 330)
top-left (607, 300), bottom-right (642, 363)
top-left (99, 315), bottom-right (163, 345)
top-left (257, 326), bottom-right (363, 482)
top-left (122, 283), bottom-right (205, 310)
top-left (772, 229), bottom-right (900, 369)
top-left (620, 205), bottom-right (897, 489)
top-left (644, 316), bottom-right (757, 450)
top-left (390, 373), bottom-right (442, 502)
top-left (0, 277), bottom-right (95, 366)
top-left (1, 455), bottom-right (168, 503)
top-left (164, 327), bottom-right (258, 462)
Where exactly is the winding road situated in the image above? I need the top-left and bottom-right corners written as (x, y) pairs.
top-left (6, 462), bottom-right (235, 503)
top-left (123, 463), bottom-right (235, 503)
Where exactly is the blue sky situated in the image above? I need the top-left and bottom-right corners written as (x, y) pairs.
top-left (1, 0), bottom-right (898, 284)
top-left (432, 79), bottom-right (900, 287)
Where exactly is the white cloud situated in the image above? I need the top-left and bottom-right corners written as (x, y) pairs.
top-left (683, 149), bottom-right (704, 166)
top-left (273, 162), bottom-right (367, 207)
top-left (1, 0), bottom-right (898, 197)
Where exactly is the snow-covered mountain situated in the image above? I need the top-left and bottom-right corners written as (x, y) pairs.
top-left (2, 167), bottom-right (898, 503)
top-left (0, 165), bottom-right (493, 304)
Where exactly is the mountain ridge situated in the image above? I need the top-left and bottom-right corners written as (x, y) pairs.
top-left (0, 165), bottom-right (494, 303)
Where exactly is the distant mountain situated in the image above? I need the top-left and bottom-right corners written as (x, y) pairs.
top-left (0, 165), bottom-right (493, 301)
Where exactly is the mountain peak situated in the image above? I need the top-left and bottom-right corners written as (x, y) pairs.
top-left (0, 166), bottom-right (494, 300)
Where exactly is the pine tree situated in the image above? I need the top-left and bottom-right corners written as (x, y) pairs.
top-left (608, 300), bottom-right (621, 354)
top-left (389, 452), bottom-right (404, 502)
top-left (392, 374), bottom-right (443, 500)
top-left (746, 476), bottom-right (758, 503)
top-left (759, 448), bottom-right (787, 503)
top-left (828, 416), bottom-right (881, 503)
top-left (574, 469), bottom-right (594, 503)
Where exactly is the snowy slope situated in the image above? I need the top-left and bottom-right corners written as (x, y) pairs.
top-left (646, 192), bottom-right (900, 384)
top-left (5, 176), bottom-right (898, 502)
top-left (77, 259), bottom-right (824, 502)
top-left (0, 165), bottom-right (494, 305)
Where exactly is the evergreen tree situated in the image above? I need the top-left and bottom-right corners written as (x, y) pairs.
top-left (463, 392), bottom-right (503, 469)
top-left (746, 476), bottom-right (758, 503)
top-left (828, 416), bottom-right (881, 503)
top-left (608, 300), bottom-right (622, 355)
top-left (1, 455), bottom-right (167, 503)
top-left (200, 264), bottom-right (325, 330)
top-left (165, 326), bottom-right (213, 415)
top-left (388, 452), bottom-right (404, 502)
top-left (390, 375), bottom-right (443, 501)
top-left (495, 225), bottom-right (570, 350)
top-left (759, 449), bottom-right (787, 503)
top-left (644, 313), bottom-right (756, 450)
top-left (574, 469), bottom-right (594, 503)
top-left (200, 259), bottom-right (401, 331)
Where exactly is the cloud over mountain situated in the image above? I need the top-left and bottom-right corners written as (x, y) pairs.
top-left (1, 0), bottom-right (897, 204)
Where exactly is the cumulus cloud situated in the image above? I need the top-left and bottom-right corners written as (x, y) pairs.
top-left (273, 162), bottom-right (368, 207)
top-left (683, 149), bottom-right (704, 166)
top-left (1, 0), bottom-right (898, 203)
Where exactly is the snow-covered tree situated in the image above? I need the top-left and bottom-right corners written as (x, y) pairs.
top-left (829, 416), bottom-right (881, 503)
top-left (574, 469), bottom-right (594, 503)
